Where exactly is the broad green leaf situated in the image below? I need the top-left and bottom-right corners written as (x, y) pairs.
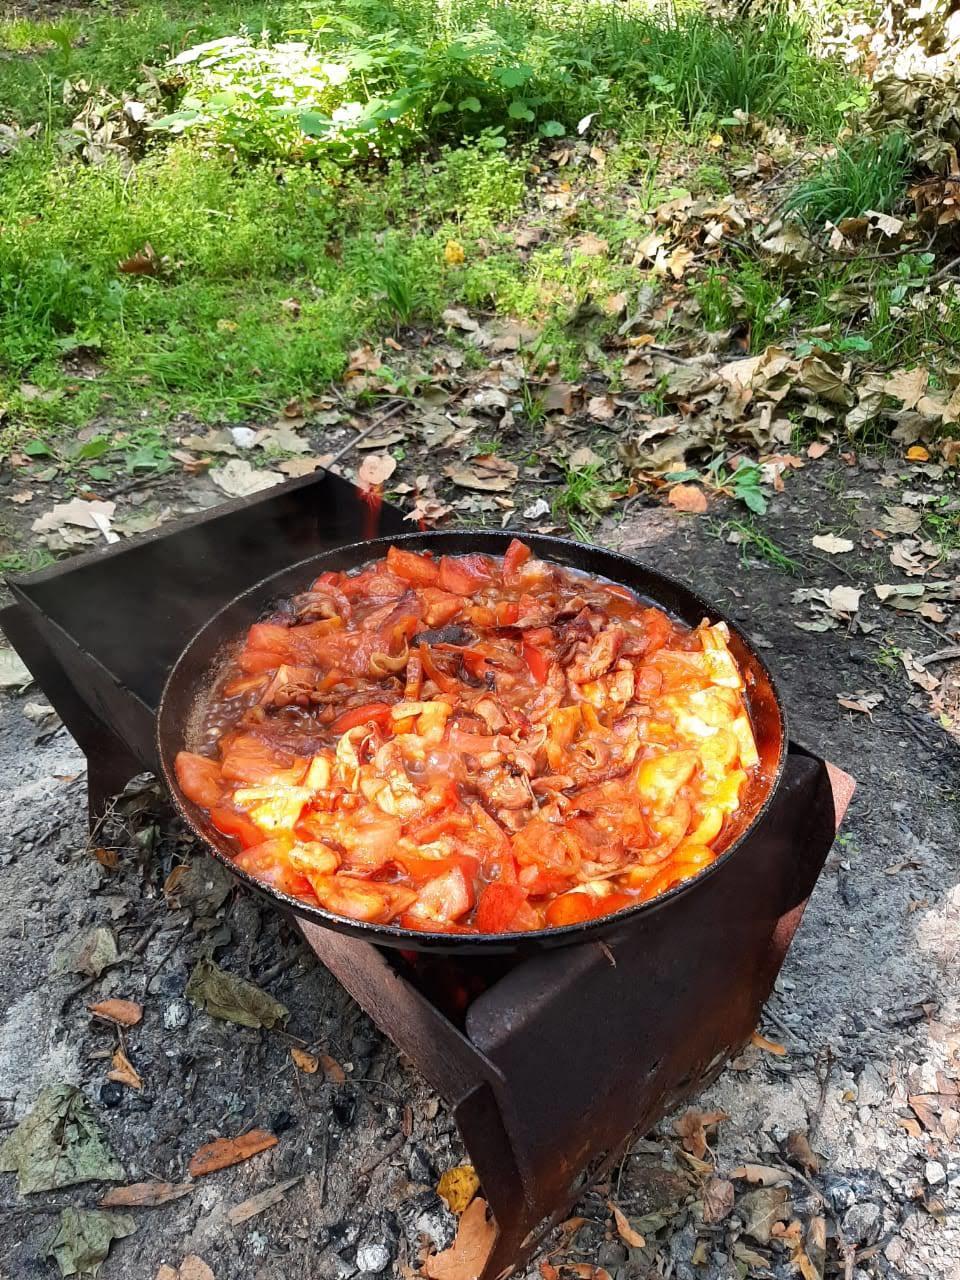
top-left (76, 436), bottom-right (110, 460)
top-left (23, 439), bottom-right (53, 457)
top-left (538, 120), bottom-right (565, 137)
top-left (0, 1085), bottom-right (125, 1194)
top-left (458, 96), bottom-right (482, 113)
top-left (47, 1209), bottom-right (135, 1277)
top-left (300, 111), bottom-right (333, 137)
top-left (496, 65), bottom-right (532, 89)
top-left (508, 100), bottom-right (535, 122)
top-left (186, 958), bottom-right (289, 1029)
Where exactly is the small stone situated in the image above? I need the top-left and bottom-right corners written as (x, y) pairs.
top-left (857, 1062), bottom-right (886, 1107)
top-left (99, 1080), bottom-right (124, 1109)
top-left (355, 1243), bottom-right (392, 1274)
top-left (842, 1201), bottom-right (881, 1244)
top-left (925, 1161), bottom-right (946, 1186)
top-left (407, 1143), bottom-right (435, 1185)
top-left (163, 998), bottom-right (190, 1030)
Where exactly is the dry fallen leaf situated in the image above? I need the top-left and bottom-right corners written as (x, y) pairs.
top-left (806, 441), bottom-right (830, 459)
top-left (701, 1177), bottom-right (735, 1224)
top-left (667, 483), bottom-right (708, 513)
top-left (906, 445), bottom-right (930, 462)
top-left (87, 999), bottom-right (142, 1028)
top-left (424, 1195), bottom-right (496, 1280)
top-left (884, 366), bottom-right (929, 410)
top-left (784, 1129), bottom-right (821, 1175)
top-left (811, 534), bottom-right (854, 554)
top-left (437, 1165), bottom-right (480, 1214)
top-left (290, 1047), bottom-right (319, 1074)
top-left (445, 454), bottom-right (518, 492)
top-left (318, 1052), bottom-right (346, 1084)
top-left (209, 459), bottom-right (284, 498)
top-left (32, 498), bottom-right (117, 542)
top-left (674, 1108), bottom-right (727, 1160)
top-left (188, 1128), bottom-right (278, 1177)
top-left (357, 453), bottom-right (397, 493)
top-left (101, 1181), bottom-right (193, 1208)
top-left (751, 1031), bottom-right (787, 1056)
top-left (178, 1259), bottom-right (215, 1280)
top-left (118, 242), bottom-right (162, 276)
top-left (610, 1203), bottom-right (645, 1248)
top-left (107, 1048), bottom-right (142, 1091)
top-left (730, 1164), bottom-right (790, 1186)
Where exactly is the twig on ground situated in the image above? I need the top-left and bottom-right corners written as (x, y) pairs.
top-left (919, 645), bottom-right (960, 666)
top-left (808, 1045), bottom-right (834, 1143)
top-left (325, 399), bottom-right (408, 470)
top-left (144, 921), bottom-right (191, 992)
top-left (257, 948), bottom-right (304, 988)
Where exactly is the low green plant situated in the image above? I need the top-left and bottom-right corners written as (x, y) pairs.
top-left (552, 462), bottom-right (613, 540)
top-left (785, 132), bottom-right (910, 227)
top-left (717, 518), bottom-right (800, 574)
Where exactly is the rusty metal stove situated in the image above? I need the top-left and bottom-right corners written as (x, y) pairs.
top-left (1, 469), bottom-right (853, 1279)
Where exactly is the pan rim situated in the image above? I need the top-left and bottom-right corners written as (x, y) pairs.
top-left (156, 528), bottom-right (788, 952)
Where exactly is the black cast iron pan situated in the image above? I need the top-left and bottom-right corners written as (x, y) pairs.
top-left (157, 530), bottom-right (787, 954)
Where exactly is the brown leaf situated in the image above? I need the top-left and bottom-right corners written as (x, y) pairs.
top-left (107, 1048), bottom-right (142, 1091)
top-left (807, 441), bottom-right (830, 459)
top-left (539, 1265), bottom-right (559, 1280)
top-left (118, 242), bottom-right (161, 276)
top-left (424, 1196), bottom-right (496, 1280)
top-left (572, 233), bottom-right (608, 257)
top-left (740, 1186), bottom-right (790, 1244)
top-left (179, 1259), bottom-right (215, 1280)
top-left (88, 999), bottom-right (143, 1028)
top-left (674, 1108), bottom-right (727, 1159)
top-left (445, 455), bottom-right (518, 492)
top-left (318, 1053), bottom-right (346, 1084)
top-left (701, 1177), bottom-right (735, 1224)
top-left (884, 366), bottom-right (929, 410)
top-left (438, 1165), bottom-right (480, 1214)
top-left (751, 1031), bottom-right (786, 1056)
top-left (587, 394), bottom-right (615, 421)
top-left (567, 1268), bottom-right (612, 1280)
top-left (784, 1130), bottom-right (821, 1175)
top-left (357, 453), bottom-right (396, 493)
top-left (188, 1128), bottom-right (278, 1177)
top-left (667, 483), bottom-right (707, 513)
top-left (227, 1175), bottom-right (303, 1226)
top-left (610, 1203), bottom-right (645, 1247)
top-left (290, 1047), bottom-right (319, 1074)
top-left (101, 1181), bottom-right (193, 1208)
top-left (542, 382), bottom-right (581, 414)
top-left (730, 1164), bottom-right (791, 1186)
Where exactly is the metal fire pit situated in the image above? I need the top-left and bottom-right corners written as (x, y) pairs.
top-left (1, 469), bottom-right (853, 1279)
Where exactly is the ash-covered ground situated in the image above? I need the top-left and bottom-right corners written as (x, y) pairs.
top-left (0, 456), bottom-right (957, 1280)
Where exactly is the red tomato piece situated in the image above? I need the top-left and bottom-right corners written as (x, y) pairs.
top-left (418, 588), bottom-right (463, 627)
top-left (387, 547), bottom-right (440, 586)
top-left (234, 836), bottom-right (312, 898)
top-left (219, 736), bottom-right (308, 786)
top-left (175, 752), bottom-right (224, 809)
top-left (209, 805), bottom-right (265, 849)
top-left (438, 554), bottom-right (494, 596)
top-left (502, 538), bottom-right (531, 585)
top-left (475, 882), bottom-right (528, 933)
top-left (495, 600), bottom-right (520, 626)
top-left (407, 866), bottom-right (475, 923)
top-left (544, 892), bottom-right (597, 927)
top-left (329, 701), bottom-right (393, 734)
top-left (522, 641), bottom-right (550, 684)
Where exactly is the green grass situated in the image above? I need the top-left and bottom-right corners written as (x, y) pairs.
top-left (0, 0), bottom-right (857, 448)
top-left (552, 462), bottom-right (615, 540)
top-left (785, 131), bottom-right (910, 227)
top-left (716, 519), bottom-right (800, 574)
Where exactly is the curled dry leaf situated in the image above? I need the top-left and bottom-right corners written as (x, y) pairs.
top-left (701, 1177), bottom-right (735, 1224)
top-left (318, 1052), bottom-right (346, 1084)
top-left (437, 1165), bottom-right (480, 1214)
top-left (751, 1031), bottom-right (787, 1056)
top-left (209, 459), bottom-right (284, 498)
top-left (445, 454), bottom-right (518, 492)
top-left (610, 1203), bottom-right (645, 1248)
top-left (784, 1129), bottom-right (821, 1175)
top-left (730, 1164), bottom-right (790, 1186)
top-left (100, 1181), bottom-right (193, 1208)
top-left (290, 1047), bottom-right (319, 1074)
top-left (87, 999), bottom-right (142, 1027)
top-left (424, 1195), bottom-right (496, 1280)
top-left (837, 691), bottom-right (884, 717)
top-left (807, 441), bottom-right (830, 459)
top-left (674, 1108), bottom-right (728, 1159)
top-left (357, 453), bottom-right (397, 493)
top-left (118, 242), bottom-right (162, 275)
top-left (107, 1048), bottom-right (142, 1091)
top-left (188, 1128), bottom-right (278, 1178)
top-left (667, 483), bottom-right (708, 513)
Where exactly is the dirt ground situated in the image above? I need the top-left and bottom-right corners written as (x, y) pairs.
top-left (0, 452), bottom-right (958, 1280)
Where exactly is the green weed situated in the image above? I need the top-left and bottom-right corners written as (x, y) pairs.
top-left (717, 518), bottom-right (800, 574)
top-left (552, 461), bottom-right (614, 539)
top-left (785, 131), bottom-right (910, 227)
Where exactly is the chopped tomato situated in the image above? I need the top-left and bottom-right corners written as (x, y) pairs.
top-left (418, 588), bottom-right (463, 627)
top-left (392, 850), bottom-right (477, 885)
top-left (502, 537), bottom-right (532, 586)
top-left (329, 701), bottom-right (393, 734)
top-left (522, 641), bottom-right (550, 684)
top-left (475, 882), bottom-right (527, 933)
top-left (209, 805), bottom-right (266, 849)
top-left (219, 736), bottom-right (308, 787)
top-left (234, 836), bottom-right (312, 897)
top-left (387, 547), bottom-right (440, 586)
top-left (418, 645), bottom-right (459, 695)
top-left (544, 892), bottom-right (597, 927)
top-left (175, 752), bottom-right (224, 808)
top-left (496, 600), bottom-right (520, 626)
top-left (438, 554), bottom-right (494, 596)
top-left (406, 865), bottom-right (475, 923)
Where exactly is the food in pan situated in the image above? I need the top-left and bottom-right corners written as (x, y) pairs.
top-left (175, 540), bottom-right (760, 934)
